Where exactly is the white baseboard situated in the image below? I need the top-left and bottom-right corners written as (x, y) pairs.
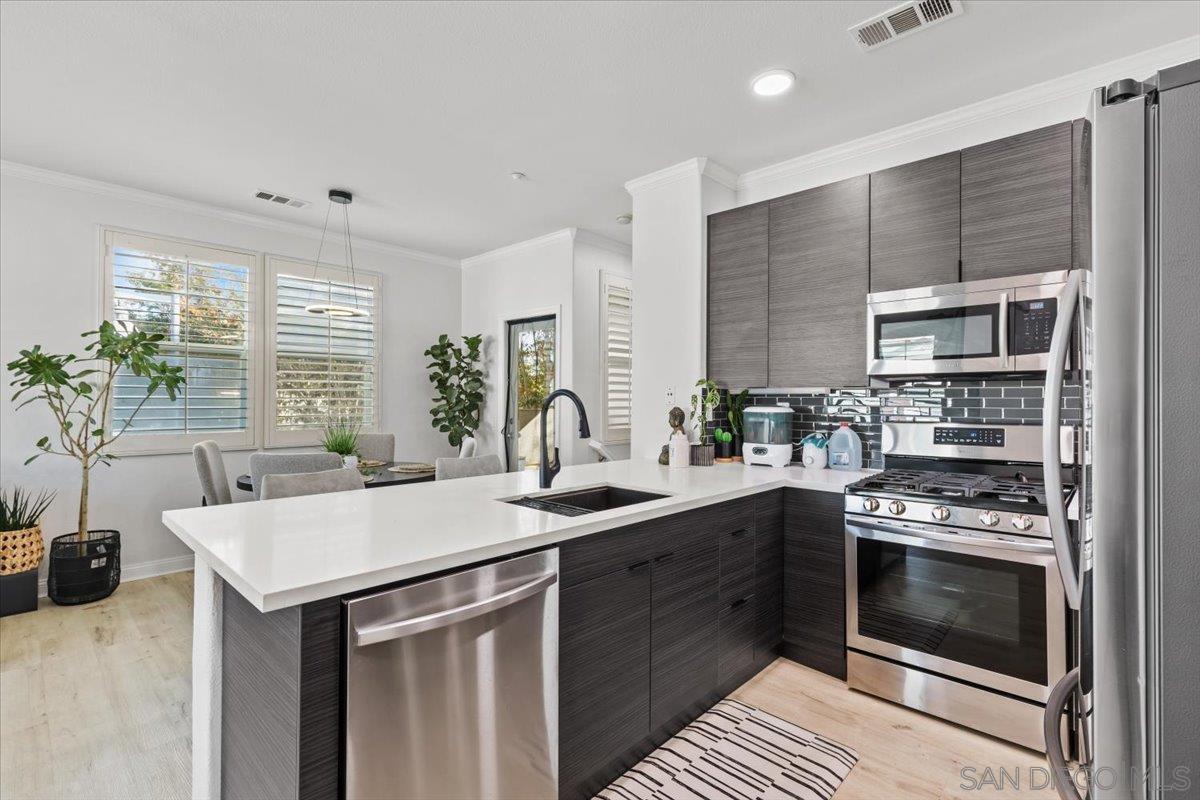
top-left (37, 552), bottom-right (195, 597)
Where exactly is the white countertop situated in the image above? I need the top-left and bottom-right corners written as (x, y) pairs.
top-left (163, 459), bottom-right (875, 611)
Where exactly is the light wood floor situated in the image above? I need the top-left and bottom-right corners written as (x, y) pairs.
top-left (1, 570), bottom-right (1054, 799)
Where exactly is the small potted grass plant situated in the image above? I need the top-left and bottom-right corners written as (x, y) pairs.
top-left (322, 415), bottom-right (361, 469)
top-left (0, 487), bottom-right (55, 616)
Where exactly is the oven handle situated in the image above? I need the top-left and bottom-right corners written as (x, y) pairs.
top-left (1042, 269), bottom-right (1083, 609)
top-left (846, 518), bottom-right (1056, 556)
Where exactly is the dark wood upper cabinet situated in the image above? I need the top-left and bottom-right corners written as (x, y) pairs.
top-left (1072, 118), bottom-right (1091, 273)
top-left (707, 202), bottom-right (769, 388)
top-left (869, 152), bottom-right (961, 292)
top-left (768, 176), bottom-right (870, 387)
top-left (960, 121), bottom-right (1073, 281)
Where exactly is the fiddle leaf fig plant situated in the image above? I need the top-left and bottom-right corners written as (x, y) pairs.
top-left (424, 334), bottom-right (485, 449)
top-left (6, 321), bottom-right (186, 540)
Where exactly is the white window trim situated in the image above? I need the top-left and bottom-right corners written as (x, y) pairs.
top-left (264, 255), bottom-right (383, 449)
top-left (599, 270), bottom-right (632, 445)
top-left (100, 227), bottom-right (261, 456)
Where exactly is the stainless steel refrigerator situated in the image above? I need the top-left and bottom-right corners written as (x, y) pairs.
top-left (1042, 60), bottom-right (1200, 800)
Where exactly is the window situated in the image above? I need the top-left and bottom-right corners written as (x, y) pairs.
top-left (104, 230), bottom-right (256, 453)
top-left (267, 257), bottom-right (380, 445)
top-left (600, 272), bottom-right (632, 443)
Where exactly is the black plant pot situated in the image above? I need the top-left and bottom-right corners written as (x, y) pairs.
top-left (0, 569), bottom-right (39, 617)
top-left (715, 439), bottom-right (734, 460)
top-left (732, 434), bottom-right (744, 462)
top-left (47, 530), bottom-right (120, 606)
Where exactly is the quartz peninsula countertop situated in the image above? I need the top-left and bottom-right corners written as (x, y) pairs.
top-left (163, 458), bottom-right (875, 612)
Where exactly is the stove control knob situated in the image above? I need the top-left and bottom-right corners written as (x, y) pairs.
top-left (1012, 514), bottom-right (1034, 532)
top-left (979, 510), bottom-right (1000, 527)
top-left (888, 500), bottom-right (907, 516)
top-left (931, 505), bottom-right (951, 522)
top-left (862, 497), bottom-right (880, 513)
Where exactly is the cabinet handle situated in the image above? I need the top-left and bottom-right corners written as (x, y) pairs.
top-left (728, 528), bottom-right (749, 539)
top-left (729, 596), bottom-right (750, 610)
top-left (628, 559), bottom-right (651, 572)
top-left (653, 552), bottom-right (675, 564)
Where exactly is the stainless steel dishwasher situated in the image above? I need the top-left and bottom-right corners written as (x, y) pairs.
top-left (344, 549), bottom-right (558, 800)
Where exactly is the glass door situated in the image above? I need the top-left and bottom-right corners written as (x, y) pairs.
top-left (503, 316), bottom-right (556, 472)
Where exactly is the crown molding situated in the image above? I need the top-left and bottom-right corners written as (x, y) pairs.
top-left (460, 227), bottom-right (578, 269)
top-left (699, 158), bottom-right (739, 192)
top-left (575, 229), bottom-right (632, 258)
top-left (0, 160), bottom-right (462, 268)
top-left (738, 35), bottom-right (1200, 196)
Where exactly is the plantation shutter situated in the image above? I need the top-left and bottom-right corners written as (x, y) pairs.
top-left (106, 231), bottom-right (254, 446)
top-left (271, 259), bottom-right (379, 434)
top-left (601, 273), bottom-right (632, 443)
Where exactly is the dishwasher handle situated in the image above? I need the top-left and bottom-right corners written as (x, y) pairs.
top-left (353, 571), bottom-right (558, 647)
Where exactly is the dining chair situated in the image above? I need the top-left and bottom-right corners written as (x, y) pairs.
top-left (355, 433), bottom-right (395, 463)
top-left (458, 436), bottom-right (477, 458)
top-left (248, 452), bottom-right (343, 499)
top-left (259, 468), bottom-right (365, 501)
top-left (435, 453), bottom-right (503, 481)
top-left (193, 440), bottom-right (232, 506)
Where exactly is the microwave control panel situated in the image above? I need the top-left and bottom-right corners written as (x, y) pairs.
top-left (1011, 298), bottom-right (1058, 355)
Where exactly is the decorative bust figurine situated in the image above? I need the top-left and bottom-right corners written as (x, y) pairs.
top-left (668, 406), bottom-right (687, 437)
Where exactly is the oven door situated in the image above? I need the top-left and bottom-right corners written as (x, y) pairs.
top-left (845, 516), bottom-right (1066, 703)
top-left (867, 289), bottom-right (1012, 377)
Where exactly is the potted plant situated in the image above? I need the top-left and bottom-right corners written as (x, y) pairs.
top-left (7, 321), bottom-right (185, 605)
top-left (0, 487), bottom-right (55, 616)
top-left (689, 378), bottom-right (720, 466)
top-left (424, 333), bottom-right (485, 450)
top-left (727, 388), bottom-right (749, 462)
top-left (322, 415), bottom-right (361, 468)
top-left (713, 428), bottom-right (735, 462)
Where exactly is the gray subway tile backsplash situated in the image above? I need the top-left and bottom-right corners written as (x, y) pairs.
top-left (709, 377), bottom-right (1081, 470)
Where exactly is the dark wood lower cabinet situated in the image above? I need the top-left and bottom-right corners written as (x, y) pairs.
top-left (782, 488), bottom-right (847, 679)
top-left (754, 490), bottom-right (785, 665)
top-left (559, 563), bottom-right (652, 799)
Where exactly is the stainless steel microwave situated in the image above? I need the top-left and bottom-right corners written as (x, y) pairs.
top-left (867, 269), bottom-right (1080, 378)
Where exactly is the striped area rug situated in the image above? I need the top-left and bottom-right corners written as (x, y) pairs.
top-left (596, 699), bottom-right (858, 800)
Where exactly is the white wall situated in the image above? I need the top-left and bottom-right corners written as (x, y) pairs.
top-left (459, 229), bottom-right (576, 464)
top-left (626, 161), bottom-right (734, 461)
top-left (570, 233), bottom-right (633, 464)
top-left (0, 167), bottom-right (462, 583)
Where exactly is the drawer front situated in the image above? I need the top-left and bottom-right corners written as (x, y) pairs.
top-left (718, 526), bottom-right (755, 604)
top-left (559, 521), bottom-right (659, 589)
top-left (718, 592), bottom-right (757, 684)
top-left (709, 496), bottom-right (755, 537)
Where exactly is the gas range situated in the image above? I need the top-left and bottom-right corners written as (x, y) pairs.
top-left (845, 466), bottom-right (1075, 538)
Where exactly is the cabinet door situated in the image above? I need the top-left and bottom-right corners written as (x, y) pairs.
top-left (707, 202), bottom-right (769, 388)
top-left (754, 490), bottom-right (784, 665)
top-left (961, 121), bottom-right (1073, 281)
top-left (768, 176), bottom-right (870, 387)
top-left (650, 528), bottom-right (718, 729)
top-left (782, 488), bottom-right (846, 679)
top-left (870, 152), bottom-right (961, 292)
top-left (559, 565), bottom-right (651, 799)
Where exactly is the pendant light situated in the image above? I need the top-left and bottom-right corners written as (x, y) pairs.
top-left (305, 189), bottom-right (368, 318)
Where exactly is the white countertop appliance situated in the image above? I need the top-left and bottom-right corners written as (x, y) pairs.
top-left (742, 405), bottom-right (794, 467)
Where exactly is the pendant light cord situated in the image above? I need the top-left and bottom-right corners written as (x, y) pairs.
top-left (308, 201), bottom-right (334, 307)
top-left (342, 201), bottom-right (361, 313)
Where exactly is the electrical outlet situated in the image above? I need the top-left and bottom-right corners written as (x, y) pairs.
top-left (665, 385), bottom-right (676, 407)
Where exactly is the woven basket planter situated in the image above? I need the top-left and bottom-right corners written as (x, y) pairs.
top-left (0, 524), bottom-right (44, 617)
top-left (0, 524), bottom-right (44, 575)
top-left (48, 530), bottom-right (120, 606)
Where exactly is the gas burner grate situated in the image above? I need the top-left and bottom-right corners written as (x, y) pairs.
top-left (855, 469), bottom-right (928, 493)
top-left (917, 473), bottom-right (988, 496)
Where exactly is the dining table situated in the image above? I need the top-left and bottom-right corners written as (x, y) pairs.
top-left (235, 462), bottom-right (436, 493)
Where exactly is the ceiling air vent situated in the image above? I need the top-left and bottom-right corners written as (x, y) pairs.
top-left (849, 0), bottom-right (964, 51)
top-left (253, 190), bottom-right (310, 209)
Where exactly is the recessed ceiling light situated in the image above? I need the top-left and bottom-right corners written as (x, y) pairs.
top-left (616, 213), bottom-right (632, 225)
top-left (510, 171), bottom-right (527, 181)
top-left (751, 69), bottom-right (795, 97)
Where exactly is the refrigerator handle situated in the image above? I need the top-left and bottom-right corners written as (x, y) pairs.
top-left (1044, 667), bottom-right (1085, 800)
top-left (1043, 270), bottom-right (1083, 609)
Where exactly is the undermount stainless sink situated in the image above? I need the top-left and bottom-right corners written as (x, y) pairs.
top-left (505, 485), bottom-right (669, 516)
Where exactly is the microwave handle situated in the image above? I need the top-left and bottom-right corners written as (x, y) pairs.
top-left (998, 291), bottom-right (1011, 368)
top-left (1042, 270), bottom-right (1082, 609)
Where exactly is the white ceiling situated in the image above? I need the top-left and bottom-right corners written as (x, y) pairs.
top-left (2, 1), bottom-right (1197, 260)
